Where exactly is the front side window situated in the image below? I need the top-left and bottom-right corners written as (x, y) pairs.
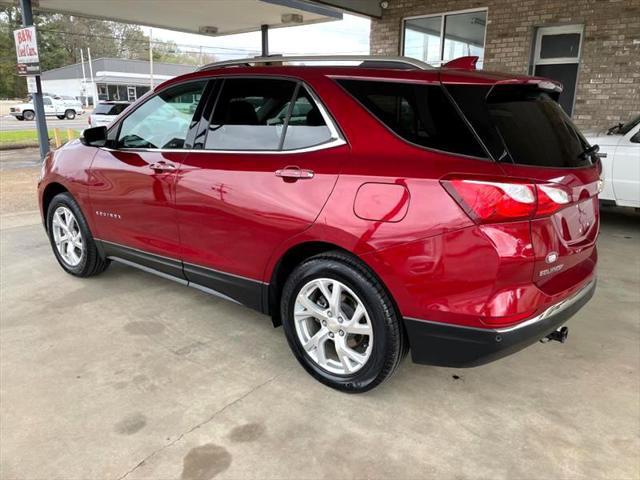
top-left (117, 80), bottom-right (206, 149)
top-left (337, 79), bottom-right (486, 158)
top-left (403, 10), bottom-right (487, 68)
top-left (43, 97), bottom-right (52, 105)
top-left (204, 78), bottom-right (335, 151)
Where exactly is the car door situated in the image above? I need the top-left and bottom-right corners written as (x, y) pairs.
top-left (42, 97), bottom-right (56, 116)
top-left (612, 125), bottom-right (640, 207)
top-left (174, 77), bottom-right (347, 309)
top-left (88, 79), bottom-right (210, 278)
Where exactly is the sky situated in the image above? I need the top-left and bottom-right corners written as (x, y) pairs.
top-left (143, 13), bottom-right (370, 62)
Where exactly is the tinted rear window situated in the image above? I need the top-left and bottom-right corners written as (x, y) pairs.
top-left (447, 84), bottom-right (593, 168)
top-left (94, 103), bottom-right (128, 115)
top-left (337, 79), bottom-right (487, 158)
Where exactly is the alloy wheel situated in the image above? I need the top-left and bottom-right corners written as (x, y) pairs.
top-left (294, 278), bottom-right (373, 375)
top-left (52, 206), bottom-right (84, 267)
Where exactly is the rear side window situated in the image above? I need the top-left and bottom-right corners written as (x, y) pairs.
top-left (205, 78), bottom-right (334, 151)
top-left (336, 79), bottom-right (487, 158)
top-left (447, 84), bottom-right (593, 168)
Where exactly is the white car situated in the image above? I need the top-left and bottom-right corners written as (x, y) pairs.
top-left (9, 95), bottom-right (84, 121)
top-left (585, 115), bottom-right (640, 208)
top-left (88, 101), bottom-right (131, 128)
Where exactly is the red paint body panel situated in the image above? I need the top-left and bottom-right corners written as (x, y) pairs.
top-left (38, 63), bottom-right (598, 341)
top-left (175, 146), bottom-right (345, 280)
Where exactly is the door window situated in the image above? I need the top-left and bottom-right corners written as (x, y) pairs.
top-left (43, 97), bottom-right (52, 105)
top-left (205, 78), bottom-right (296, 151)
top-left (204, 78), bottom-right (335, 151)
top-left (531, 25), bottom-right (583, 115)
top-left (117, 80), bottom-right (207, 150)
top-left (281, 89), bottom-right (333, 150)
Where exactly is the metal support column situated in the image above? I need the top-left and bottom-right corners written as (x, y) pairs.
top-left (261, 24), bottom-right (269, 57)
top-left (19, 0), bottom-right (49, 160)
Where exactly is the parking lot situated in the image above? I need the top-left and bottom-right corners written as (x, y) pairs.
top-left (0, 158), bottom-right (638, 479)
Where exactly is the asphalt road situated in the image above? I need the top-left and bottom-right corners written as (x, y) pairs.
top-left (0, 114), bottom-right (89, 132)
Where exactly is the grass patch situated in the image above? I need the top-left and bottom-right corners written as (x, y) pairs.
top-left (0, 129), bottom-right (80, 148)
top-left (0, 130), bottom-right (38, 146)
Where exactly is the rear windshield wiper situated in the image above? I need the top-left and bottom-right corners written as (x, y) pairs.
top-left (578, 144), bottom-right (599, 159)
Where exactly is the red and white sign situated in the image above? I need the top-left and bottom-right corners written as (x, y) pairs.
top-left (14, 26), bottom-right (40, 76)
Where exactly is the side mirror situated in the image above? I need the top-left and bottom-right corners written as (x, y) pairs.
top-left (80, 126), bottom-right (107, 147)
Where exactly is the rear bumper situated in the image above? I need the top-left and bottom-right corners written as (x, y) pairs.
top-left (404, 279), bottom-right (596, 367)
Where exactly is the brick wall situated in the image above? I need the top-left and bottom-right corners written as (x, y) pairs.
top-left (370, 0), bottom-right (640, 131)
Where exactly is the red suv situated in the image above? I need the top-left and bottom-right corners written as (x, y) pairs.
top-left (38, 56), bottom-right (599, 392)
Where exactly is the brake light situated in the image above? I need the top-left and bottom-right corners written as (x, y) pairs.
top-left (442, 177), bottom-right (572, 223)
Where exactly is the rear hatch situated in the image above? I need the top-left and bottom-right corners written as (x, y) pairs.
top-left (443, 77), bottom-right (600, 294)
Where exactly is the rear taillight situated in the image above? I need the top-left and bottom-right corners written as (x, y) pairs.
top-left (442, 177), bottom-right (572, 224)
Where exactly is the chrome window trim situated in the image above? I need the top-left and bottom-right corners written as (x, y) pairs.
top-left (100, 137), bottom-right (346, 155)
top-left (105, 75), bottom-right (347, 155)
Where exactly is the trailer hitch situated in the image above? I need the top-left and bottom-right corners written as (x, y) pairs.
top-left (541, 326), bottom-right (569, 344)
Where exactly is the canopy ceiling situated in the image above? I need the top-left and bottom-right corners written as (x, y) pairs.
top-left (3, 0), bottom-right (381, 36)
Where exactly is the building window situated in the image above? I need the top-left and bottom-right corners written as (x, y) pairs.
top-left (531, 25), bottom-right (583, 116)
top-left (402, 9), bottom-right (487, 68)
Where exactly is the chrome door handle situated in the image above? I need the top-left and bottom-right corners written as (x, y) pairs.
top-left (149, 161), bottom-right (176, 172)
top-left (275, 166), bottom-right (314, 179)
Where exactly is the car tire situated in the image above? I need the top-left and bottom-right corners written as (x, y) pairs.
top-left (15, 116), bottom-right (24, 121)
top-left (23, 110), bottom-right (35, 121)
top-left (57, 115), bottom-right (65, 120)
top-left (281, 251), bottom-right (407, 393)
top-left (64, 109), bottom-right (76, 120)
top-left (46, 192), bottom-right (109, 277)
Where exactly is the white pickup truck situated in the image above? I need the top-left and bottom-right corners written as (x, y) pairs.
top-left (585, 115), bottom-right (640, 209)
top-left (9, 95), bottom-right (84, 121)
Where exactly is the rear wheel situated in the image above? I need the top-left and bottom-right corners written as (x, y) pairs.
top-left (64, 109), bottom-right (76, 120)
top-left (281, 251), bottom-right (407, 393)
top-left (46, 192), bottom-right (109, 277)
top-left (23, 110), bottom-right (35, 121)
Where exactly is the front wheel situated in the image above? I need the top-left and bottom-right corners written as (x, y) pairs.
top-left (46, 192), bottom-right (109, 277)
top-left (64, 109), bottom-right (76, 120)
top-left (281, 251), bottom-right (407, 393)
top-left (22, 110), bottom-right (35, 121)
top-left (57, 115), bottom-right (65, 120)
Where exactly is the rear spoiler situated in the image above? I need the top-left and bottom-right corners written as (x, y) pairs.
top-left (443, 56), bottom-right (479, 70)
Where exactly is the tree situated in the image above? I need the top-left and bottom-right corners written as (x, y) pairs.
top-left (0, 6), bottom-right (163, 98)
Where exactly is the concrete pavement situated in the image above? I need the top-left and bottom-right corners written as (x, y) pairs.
top-left (0, 168), bottom-right (639, 479)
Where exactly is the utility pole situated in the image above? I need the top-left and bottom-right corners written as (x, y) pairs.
top-left (80, 48), bottom-right (87, 108)
top-left (149, 28), bottom-right (154, 88)
top-left (18, 0), bottom-right (49, 160)
top-left (87, 48), bottom-right (96, 105)
top-left (261, 24), bottom-right (269, 57)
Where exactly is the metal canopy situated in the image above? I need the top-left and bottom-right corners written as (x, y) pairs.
top-left (6, 0), bottom-right (348, 36)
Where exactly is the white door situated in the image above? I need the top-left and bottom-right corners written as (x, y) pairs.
top-left (612, 125), bottom-right (640, 207)
top-left (42, 97), bottom-right (56, 115)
